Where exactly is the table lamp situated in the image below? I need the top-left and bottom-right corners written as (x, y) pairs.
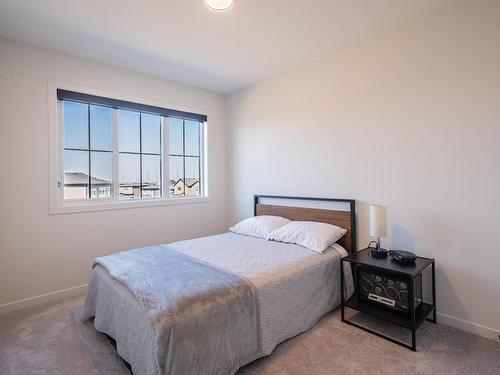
top-left (369, 205), bottom-right (388, 257)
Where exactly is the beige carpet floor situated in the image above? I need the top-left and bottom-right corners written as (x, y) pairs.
top-left (0, 293), bottom-right (498, 375)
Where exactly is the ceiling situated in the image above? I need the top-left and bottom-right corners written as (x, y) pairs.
top-left (0, 0), bottom-right (463, 93)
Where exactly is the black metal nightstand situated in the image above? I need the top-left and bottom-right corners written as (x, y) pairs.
top-left (340, 248), bottom-right (436, 351)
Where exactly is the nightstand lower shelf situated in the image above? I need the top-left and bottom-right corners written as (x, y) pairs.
top-left (344, 294), bottom-right (435, 330)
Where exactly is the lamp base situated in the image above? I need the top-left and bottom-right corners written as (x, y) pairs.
top-left (371, 247), bottom-right (388, 258)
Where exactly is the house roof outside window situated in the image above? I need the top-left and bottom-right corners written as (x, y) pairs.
top-left (64, 172), bottom-right (111, 187)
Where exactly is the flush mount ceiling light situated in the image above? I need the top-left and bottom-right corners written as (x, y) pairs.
top-left (206, 0), bottom-right (234, 12)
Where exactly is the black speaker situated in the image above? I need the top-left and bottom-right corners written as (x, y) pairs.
top-left (358, 267), bottom-right (422, 314)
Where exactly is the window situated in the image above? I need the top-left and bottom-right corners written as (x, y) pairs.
top-left (56, 89), bottom-right (207, 209)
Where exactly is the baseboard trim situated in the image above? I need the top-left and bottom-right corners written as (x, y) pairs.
top-left (0, 284), bottom-right (88, 315)
top-left (437, 312), bottom-right (499, 341)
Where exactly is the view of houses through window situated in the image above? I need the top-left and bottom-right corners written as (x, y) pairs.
top-left (168, 118), bottom-right (201, 197)
top-left (62, 99), bottom-right (203, 201)
top-left (118, 110), bottom-right (162, 199)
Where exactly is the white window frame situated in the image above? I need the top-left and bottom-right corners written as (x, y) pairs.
top-left (48, 81), bottom-right (210, 214)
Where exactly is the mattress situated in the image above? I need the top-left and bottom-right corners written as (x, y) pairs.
top-left (84, 232), bottom-right (352, 374)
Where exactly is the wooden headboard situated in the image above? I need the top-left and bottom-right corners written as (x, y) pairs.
top-left (254, 195), bottom-right (357, 253)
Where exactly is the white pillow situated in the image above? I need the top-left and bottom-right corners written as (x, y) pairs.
top-left (229, 215), bottom-right (291, 239)
top-left (267, 221), bottom-right (347, 253)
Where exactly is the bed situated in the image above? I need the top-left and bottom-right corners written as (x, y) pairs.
top-left (82, 195), bottom-right (357, 375)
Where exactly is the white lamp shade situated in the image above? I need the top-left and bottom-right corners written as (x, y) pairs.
top-left (369, 205), bottom-right (387, 238)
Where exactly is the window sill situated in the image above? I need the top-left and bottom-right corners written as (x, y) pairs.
top-left (49, 195), bottom-right (211, 215)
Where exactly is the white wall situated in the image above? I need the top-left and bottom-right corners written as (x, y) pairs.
top-left (228, 0), bottom-right (500, 338)
top-left (0, 38), bottom-right (229, 308)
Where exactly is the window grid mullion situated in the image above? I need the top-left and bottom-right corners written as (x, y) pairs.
top-left (169, 153), bottom-right (199, 158)
top-left (119, 151), bottom-right (160, 156)
top-left (198, 122), bottom-right (201, 195)
top-left (64, 147), bottom-right (113, 153)
top-left (158, 117), bottom-right (162, 198)
top-left (162, 117), bottom-right (169, 198)
top-left (139, 113), bottom-right (143, 199)
top-left (87, 104), bottom-right (91, 199)
top-left (112, 108), bottom-right (119, 200)
top-left (182, 119), bottom-right (186, 196)
top-left (201, 121), bottom-right (206, 196)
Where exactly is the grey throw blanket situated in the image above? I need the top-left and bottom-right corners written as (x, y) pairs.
top-left (85, 245), bottom-right (259, 375)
